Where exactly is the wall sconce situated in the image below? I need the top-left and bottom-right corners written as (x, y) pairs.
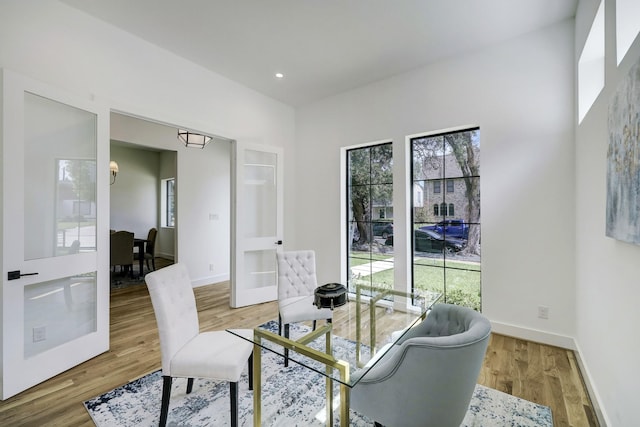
top-left (110, 160), bottom-right (119, 185)
top-left (178, 129), bottom-right (212, 149)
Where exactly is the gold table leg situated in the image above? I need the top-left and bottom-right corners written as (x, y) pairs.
top-left (252, 326), bottom-right (354, 426)
top-left (338, 360), bottom-right (350, 426)
top-left (253, 338), bottom-right (261, 427)
top-left (326, 328), bottom-right (333, 427)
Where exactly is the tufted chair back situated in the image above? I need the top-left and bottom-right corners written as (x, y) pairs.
top-left (404, 302), bottom-right (482, 338)
top-left (145, 263), bottom-right (200, 375)
top-left (276, 250), bottom-right (318, 300)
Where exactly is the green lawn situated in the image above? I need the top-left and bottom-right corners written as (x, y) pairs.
top-left (350, 253), bottom-right (481, 310)
top-left (349, 252), bottom-right (394, 266)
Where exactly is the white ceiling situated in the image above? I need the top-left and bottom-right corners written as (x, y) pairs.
top-left (61, 0), bottom-right (578, 107)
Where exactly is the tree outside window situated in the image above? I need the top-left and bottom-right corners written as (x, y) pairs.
top-left (346, 143), bottom-right (393, 293)
top-left (411, 128), bottom-right (481, 310)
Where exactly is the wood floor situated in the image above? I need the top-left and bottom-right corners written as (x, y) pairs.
top-left (0, 280), bottom-right (598, 426)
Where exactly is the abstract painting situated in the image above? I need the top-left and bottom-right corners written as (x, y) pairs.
top-left (606, 56), bottom-right (640, 244)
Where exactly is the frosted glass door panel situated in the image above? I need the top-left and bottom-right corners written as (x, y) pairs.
top-left (231, 141), bottom-right (282, 307)
top-left (243, 149), bottom-right (277, 238)
top-left (24, 92), bottom-right (97, 260)
top-left (244, 250), bottom-right (277, 289)
top-left (24, 273), bottom-right (97, 358)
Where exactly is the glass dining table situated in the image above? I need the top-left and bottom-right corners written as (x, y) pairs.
top-left (227, 285), bottom-right (441, 426)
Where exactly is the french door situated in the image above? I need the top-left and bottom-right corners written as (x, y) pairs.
top-left (230, 141), bottom-right (283, 308)
top-left (1, 70), bottom-right (109, 398)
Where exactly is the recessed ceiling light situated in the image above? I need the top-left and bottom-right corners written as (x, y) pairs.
top-left (275, 73), bottom-right (284, 79)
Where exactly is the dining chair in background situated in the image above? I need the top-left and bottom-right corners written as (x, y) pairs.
top-left (110, 230), bottom-right (134, 277)
top-left (136, 227), bottom-right (157, 273)
top-left (276, 250), bottom-right (333, 367)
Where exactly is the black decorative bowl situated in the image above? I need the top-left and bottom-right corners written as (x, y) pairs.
top-left (313, 283), bottom-right (347, 310)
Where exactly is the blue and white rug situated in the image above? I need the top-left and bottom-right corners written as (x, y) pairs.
top-left (85, 322), bottom-right (553, 426)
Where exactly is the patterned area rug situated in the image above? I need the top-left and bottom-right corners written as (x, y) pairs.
top-left (110, 258), bottom-right (173, 290)
top-left (85, 322), bottom-right (553, 426)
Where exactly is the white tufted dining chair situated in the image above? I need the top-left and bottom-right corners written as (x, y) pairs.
top-left (277, 250), bottom-right (333, 366)
top-left (145, 263), bottom-right (254, 427)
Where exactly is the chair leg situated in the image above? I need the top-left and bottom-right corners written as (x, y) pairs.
top-left (284, 323), bottom-right (290, 367)
top-left (278, 314), bottom-right (282, 336)
top-left (312, 320), bottom-right (317, 330)
top-left (160, 376), bottom-right (172, 427)
top-left (186, 378), bottom-right (194, 394)
top-left (230, 381), bottom-right (238, 427)
top-left (248, 352), bottom-right (254, 391)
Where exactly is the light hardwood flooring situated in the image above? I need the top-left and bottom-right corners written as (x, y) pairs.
top-left (0, 280), bottom-right (598, 426)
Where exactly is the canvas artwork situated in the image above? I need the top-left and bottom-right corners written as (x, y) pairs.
top-left (606, 56), bottom-right (640, 244)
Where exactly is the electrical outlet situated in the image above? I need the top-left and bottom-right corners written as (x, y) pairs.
top-left (33, 326), bottom-right (46, 342)
top-left (538, 305), bottom-right (549, 319)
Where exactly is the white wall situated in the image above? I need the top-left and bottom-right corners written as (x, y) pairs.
top-left (109, 140), bottom-right (178, 261)
top-left (296, 21), bottom-right (576, 344)
top-left (109, 144), bottom-right (160, 239)
top-left (158, 150), bottom-right (177, 260)
top-left (0, 0), bottom-right (295, 285)
top-left (111, 115), bottom-right (179, 262)
top-left (575, 0), bottom-right (640, 425)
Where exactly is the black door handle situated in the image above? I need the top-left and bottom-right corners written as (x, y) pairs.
top-left (275, 240), bottom-right (283, 245)
top-left (7, 270), bottom-right (39, 281)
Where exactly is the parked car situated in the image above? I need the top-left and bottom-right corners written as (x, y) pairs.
top-left (385, 229), bottom-right (466, 253)
top-left (372, 222), bottom-right (394, 238)
top-left (420, 219), bottom-right (469, 240)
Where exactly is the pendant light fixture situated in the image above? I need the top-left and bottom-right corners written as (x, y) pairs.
top-left (178, 129), bottom-right (212, 149)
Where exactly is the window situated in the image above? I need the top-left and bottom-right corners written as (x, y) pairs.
top-left (55, 159), bottom-right (96, 255)
top-left (433, 181), bottom-right (441, 193)
top-left (446, 179), bottom-right (454, 193)
top-left (161, 178), bottom-right (175, 227)
top-left (346, 142), bottom-right (393, 293)
top-left (440, 202), bottom-right (448, 216)
top-left (616, 0), bottom-right (640, 65)
top-left (411, 128), bottom-right (481, 310)
top-left (578, 1), bottom-right (605, 123)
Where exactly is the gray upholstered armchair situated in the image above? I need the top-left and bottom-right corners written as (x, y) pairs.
top-left (350, 303), bottom-right (492, 427)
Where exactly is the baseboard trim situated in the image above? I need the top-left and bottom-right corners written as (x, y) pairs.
top-left (192, 273), bottom-right (229, 288)
top-left (155, 252), bottom-right (174, 261)
top-left (573, 342), bottom-right (610, 427)
top-left (490, 321), bottom-right (577, 350)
